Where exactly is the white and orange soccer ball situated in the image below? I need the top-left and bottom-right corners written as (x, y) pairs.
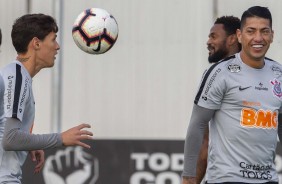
top-left (72, 8), bottom-right (118, 54)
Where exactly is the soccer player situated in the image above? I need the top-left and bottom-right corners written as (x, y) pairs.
top-left (0, 14), bottom-right (93, 183)
top-left (182, 6), bottom-right (282, 184)
top-left (196, 16), bottom-right (241, 184)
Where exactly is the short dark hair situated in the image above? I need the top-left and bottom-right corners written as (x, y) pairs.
top-left (214, 16), bottom-right (241, 35)
top-left (240, 6), bottom-right (272, 29)
top-left (11, 13), bottom-right (58, 53)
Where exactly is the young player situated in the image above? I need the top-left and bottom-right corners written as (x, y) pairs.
top-left (182, 6), bottom-right (282, 184)
top-left (0, 14), bottom-right (93, 183)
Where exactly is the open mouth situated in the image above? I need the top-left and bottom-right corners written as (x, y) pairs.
top-left (207, 46), bottom-right (214, 55)
top-left (252, 44), bottom-right (263, 48)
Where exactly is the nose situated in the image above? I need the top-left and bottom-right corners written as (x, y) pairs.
top-left (207, 39), bottom-right (211, 45)
top-left (56, 42), bottom-right (60, 50)
top-left (207, 37), bottom-right (211, 45)
top-left (253, 32), bottom-right (263, 42)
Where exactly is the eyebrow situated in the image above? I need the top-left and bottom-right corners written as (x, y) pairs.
top-left (246, 26), bottom-right (271, 30)
top-left (208, 32), bottom-right (216, 36)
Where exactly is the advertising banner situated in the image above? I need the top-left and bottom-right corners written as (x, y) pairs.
top-left (22, 140), bottom-right (282, 183)
top-left (22, 140), bottom-right (184, 184)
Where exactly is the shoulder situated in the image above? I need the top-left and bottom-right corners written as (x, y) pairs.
top-left (264, 57), bottom-right (282, 67)
top-left (265, 57), bottom-right (281, 65)
top-left (1, 62), bottom-right (28, 77)
top-left (1, 63), bottom-right (17, 83)
top-left (1, 62), bottom-right (30, 86)
top-left (265, 58), bottom-right (282, 78)
top-left (1, 62), bottom-right (18, 76)
top-left (265, 57), bottom-right (282, 70)
top-left (265, 57), bottom-right (274, 62)
top-left (204, 54), bottom-right (239, 77)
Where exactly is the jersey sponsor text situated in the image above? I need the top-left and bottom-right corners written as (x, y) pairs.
top-left (204, 68), bottom-right (221, 96)
top-left (240, 162), bottom-right (272, 180)
top-left (7, 76), bottom-right (14, 109)
top-left (240, 108), bottom-right (277, 129)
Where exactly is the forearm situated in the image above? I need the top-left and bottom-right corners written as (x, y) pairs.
top-left (2, 118), bottom-right (63, 151)
top-left (196, 128), bottom-right (209, 183)
top-left (182, 105), bottom-right (214, 178)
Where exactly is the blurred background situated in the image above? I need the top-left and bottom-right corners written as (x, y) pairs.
top-left (1, 0), bottom-right (282, 183)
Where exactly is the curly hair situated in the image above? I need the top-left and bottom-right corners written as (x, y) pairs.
top-left (214, 16), bottom-right (240, 36)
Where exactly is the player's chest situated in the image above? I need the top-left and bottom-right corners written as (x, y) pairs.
top-left (224, 72), bottom-right (282, 109)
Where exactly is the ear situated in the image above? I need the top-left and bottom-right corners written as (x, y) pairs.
top-left (236, 29), bottom-right (242, 44)
top-left (227, 34), bottom-right (237, 46)
top-left (31, 37), bottom-right (41, 50)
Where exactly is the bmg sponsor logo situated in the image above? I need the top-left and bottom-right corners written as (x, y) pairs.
top-left (240, 108), bottom-right (277, 129)
top-left (130, 153), bottom-right (183, 184)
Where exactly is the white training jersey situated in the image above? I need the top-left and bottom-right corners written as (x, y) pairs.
top-left (0, 60), bottom-right (35, 183)
top-left (195, 53), bottom-right (282, 183)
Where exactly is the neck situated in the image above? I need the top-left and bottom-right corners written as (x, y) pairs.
top-left (239, 51), bottom-right (264, 69)
top-left (17, 53), bottom-right (40, 78)
top-left (227, 47), bottom-right (240, 58)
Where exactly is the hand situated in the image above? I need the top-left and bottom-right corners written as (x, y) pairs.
top-left (61, 123), bottom-right (93, 149)
top-left (43, 146), bottom-right (99, 184)
top-left (29, 150), bottom-right (45, 173)
top-left (182, 176), bottom-right (196, 184)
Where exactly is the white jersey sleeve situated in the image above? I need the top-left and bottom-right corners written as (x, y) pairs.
top-left (3, 63), bottom-right (33, 122)
top-left (194, 56), bottom-right (230, 109)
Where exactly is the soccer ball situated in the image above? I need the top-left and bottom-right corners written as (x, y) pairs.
top-left (72, 8), bottom-right (118, 54)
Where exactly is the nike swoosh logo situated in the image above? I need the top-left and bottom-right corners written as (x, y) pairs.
top-left (239, 86), bottom-right (252, 91)
top-left (93, 28), bottom-right (106, 52)
top-left (92, 37), bottom-right (102, 52)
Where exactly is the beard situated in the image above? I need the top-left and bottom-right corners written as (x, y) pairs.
top-left (208, 48), bottom-right (229, 63)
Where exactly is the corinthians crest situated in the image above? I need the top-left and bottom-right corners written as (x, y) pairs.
top-left (270, 79), bottom-right (282, 98)
top-left (227, 64), bottom-right (241, 73)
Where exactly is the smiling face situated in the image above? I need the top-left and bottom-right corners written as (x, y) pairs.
top-left (207, 24), bottom-right (229, 63)
top-left (237, 17), bottom-right (273, 67)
